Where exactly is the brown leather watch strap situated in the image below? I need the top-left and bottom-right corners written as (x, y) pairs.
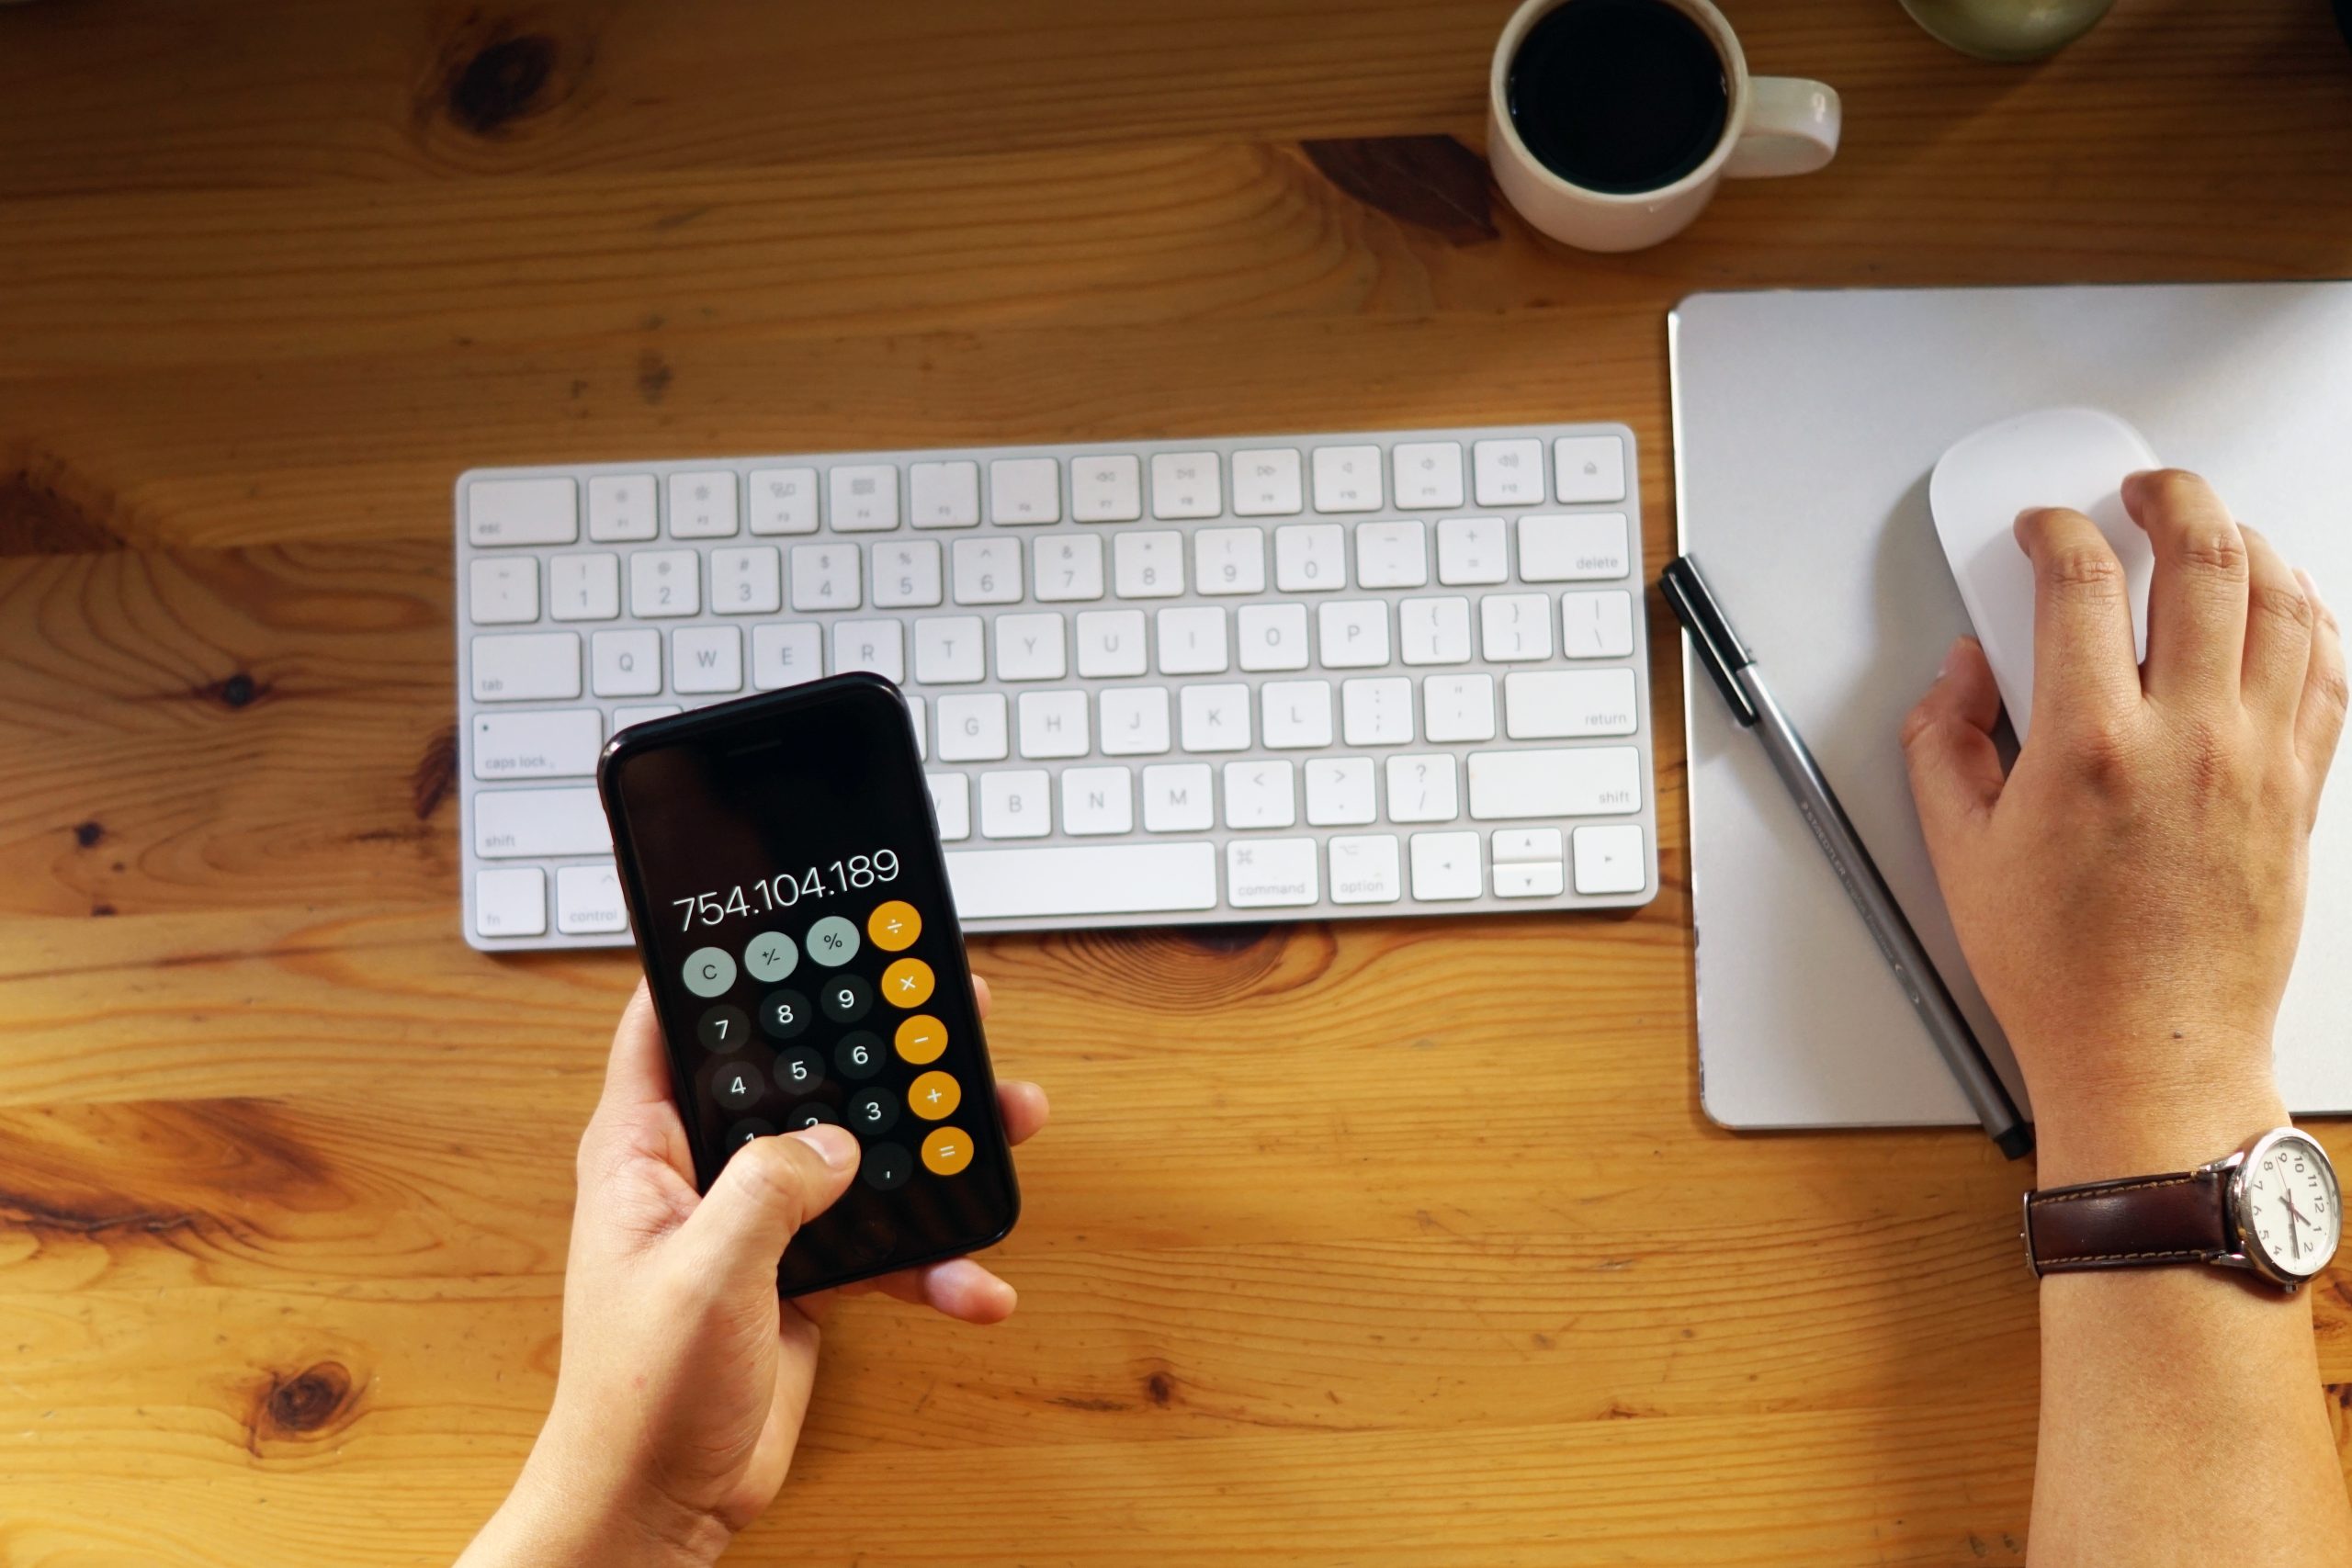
top-left (2023, 1167), bottom-right (2232, 1275)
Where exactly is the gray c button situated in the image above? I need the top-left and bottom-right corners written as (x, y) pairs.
top-left (683, 945), bottom-right (737, 998)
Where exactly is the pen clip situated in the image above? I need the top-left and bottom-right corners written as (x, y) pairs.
top-left (1660, 554), bottom-right (1758, 727)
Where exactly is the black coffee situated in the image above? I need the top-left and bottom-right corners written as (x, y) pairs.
top-left (1506, 0), bottom-right (1731, 195)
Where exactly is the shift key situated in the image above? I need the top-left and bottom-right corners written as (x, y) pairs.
top-left (475, 788), bottom-right (613, 857)
top-left (1467, 747), bottom-right (1643, 819)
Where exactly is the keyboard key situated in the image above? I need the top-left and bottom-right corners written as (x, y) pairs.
top-left (1437, 516), bottom-right (1509, 585)
top-left (1392, 441), bottom-right (1464, 510)
top-left (1517, 513), bottom-right (1632, 581)
top-left (1342, 676), bottom-right (1414, 746)
top-left (1238, 603), bottom-right (1310, 671)
top-left (832, 620), bottom-right (906, 682)
top-left (1504, 669), bottom-right (1640, 739)
top-left (1193, 526), bottom-right (1267, 595)
top-left (1017, 690), bottom-right (1089, 759)
top-left (1076, 609), bottom-right (1148, 678)
top-left (1495, 861), bottom-right (1567, 898)
top-left (1141, 762), bottom-right (1213, 830)
top-left (475, 787), bottom-right (611, 857)
top-left (748, 467), bottom-right (820, 535)
top-left (1178, 683), bottom-right (1250, 752)
top-left (1354, 520), bottom-right (1428, 590)
top-left (472, 632), bottom-right (581, 702)
top-left (1033, 534), bottom-right (1105, 602)
top-left (1061, 766), bottom-right (1134, 836)
top-left (1494, 827), bottom-right (1565, 863)
top-left (1149, 451), bottom-right (1221, 519)
top-left (1410, 830), bottom-right (1483, 901)
top-left (1274, 523), bottom-right (1345, 592)
top-left (872, 540), bottom-right (944, 609)
top-left (830, 465), bottom-right (900, 532)
top-left (1554, 435), bottom-right (1627, 503)
top-left (952, 537), bottom-right (1022, 605)
top-left (469, 477), bottom-right (577, 547)
top-left (928, 773), bottom-right (971, 840)
top-left (978, 770), bottom-right (1051, 839)
top-left (1113, 531), bottom-right (1184, 598)
top-left (1493, 827), bottom-right (1566, 898)
top-left (1399, 595), bottom-right (1472, 665)
top-left (908, 695), bottom-right (928, 760)
top-left (1230, 448), bottom-right (1304, 516)
top-left (1305, 757), bottom-right (1376, 827)
top-left (994, 613), bottom-right (1067, 681)
top-left (913, 615), bottom-right (986, 684)
top-left (557, 863), bottom-right (631, 934)
top-left (1472, 438), bottom-right (1544, 507)
top-left (472, 708), bottom-right (602, 780)
top-left (1227, 837), bottom-right (1318, 908)
top-left (908, 461), bottom-right (981, 528)
top-left (1479, 592), bottom-right (1554, 661)
top-left (668, 471), bottom-right (739, 538)
top-left (989, 457), bottom-right (1061, 525)
top-left (1329, 833), bottom-right (1402, 904)
top-left (752, 624), bottom-right (822, 688)
top-left (945, 842), bottom-right (1217, 918)
top-left (1574, 824), bottom-right (1647, 894)
top-left (789, 544), bottom-right (862, 611)
top-left (1423, 673), bottom-right (1497, 743)
top-left (673, 626), bottom-right (744, 694)
top-left (469, 557), bottom-right (539, 625)
top-left (1317, 601), bottom-right (1390, 668)
top-left (1385, 753), bottom-right (1459, 822)
top-left (936, 694), bottom-right (1009, 761)
top-left (1562, 590), bottom-right (1636, 659)
top-left (630, 549), bottom-right (701, 618)
top-left (474, 866), bottom-right (548, 937)
top-left (1155, 606), bottom-right (1228, 675)
top-left (591, 628), bottom-right (661, 696)
top-left (548, 553), bottom-right (620, 622)
top-left (1222, 761), bottom-right (1295, 829)
top-left (710, 546), bottom-right (783, 615)
top-left (613, 705), bottom-right (680, 730)
top-left (1310, 445), bottom-right (1383, 513)
top-left (1070, 454), bottom-right (1143, 522)
top-left (1466, 747), bottom-right (1643, 819)
top-left (1260, 680), bottom-right (1333, 749)
top-left (588, 475), bottom-right (658, 542)
top-left (1100, 686), bottom-right (1170, 755)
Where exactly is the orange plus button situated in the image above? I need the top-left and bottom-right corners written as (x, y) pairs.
top-left (922, 1125), bottom-right (974, 1177)
top-left (881, 956), bottom-right (934, 1009)
top-left (866, 900), bottom-right (922, 952)
top-left (908, 1069), bottom-right (962, 1121)
top-left (895, 1013), bottom-right (948, 1065)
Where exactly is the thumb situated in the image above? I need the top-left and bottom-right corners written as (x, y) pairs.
top-left (1900, 637), bottom-right (2007, 863)
top-left (677, 1125), bottom-right (859, 1292)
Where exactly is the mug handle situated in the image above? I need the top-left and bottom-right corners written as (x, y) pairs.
top-left (1723, 78), bottom-right (1841, 179)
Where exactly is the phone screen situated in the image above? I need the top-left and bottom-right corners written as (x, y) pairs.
top-left (599, 675), bottom-right (1018, 1293)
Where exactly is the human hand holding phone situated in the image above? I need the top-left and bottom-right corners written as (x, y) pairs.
top-left (458, 976), bottom-right (1048, 1568)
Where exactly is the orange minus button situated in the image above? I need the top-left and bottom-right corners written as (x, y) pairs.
top-left (908, 1069), bottom-right (962, 1121)
top-left (867, 900), bottom-right (921, 952)
top-left (881, 956), bottom-right (934, 1009)
top-left (895, 1013), bottom-right (948, 1065)
top-left (922, 1126), bottom-right (973, 1177)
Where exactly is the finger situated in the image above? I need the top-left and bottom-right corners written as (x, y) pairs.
top-left (973, 973), bottom-right (992, 1021)
top-left (2015, 507), bottom-right (2142, 729)
top-left (841, 1258), bottom-right (1019, 1323)
top-left (579, 981), bottom-right (695, 1183)
top-left (2121, 468), bottom-right (2249, 704)
top-left (997, 1081), bottom-right (1049, 1145)
top-left (598, 980), bottom-right (677, 1115)
top-left (2238, 526), bottom-right (2316, 722)
top-left (2296, 570), bottom-right (2348, 782)
top-left (676, 1125), bottom-right (858, 1293)
top-left (1901, 637), bottom-right (2007, 861)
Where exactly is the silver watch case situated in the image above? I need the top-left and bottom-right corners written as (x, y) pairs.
top-left (2215, 1128), bottom-right (2340, 1292)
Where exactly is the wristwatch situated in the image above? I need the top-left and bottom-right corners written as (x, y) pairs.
top-left (2021, 1128), bottom-right (2343, 1292)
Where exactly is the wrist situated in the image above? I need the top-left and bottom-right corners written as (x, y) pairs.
top-left (2030, 1072), bottom-right (2289, 1189)
top-left (469, 1449), bottom-right (733, 1568)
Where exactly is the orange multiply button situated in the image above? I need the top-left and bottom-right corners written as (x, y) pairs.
top-left (880, 956), bottom-right (934, 1008)
top-left (894, 1013), bottom-right (947, 1065)
top-left (866, 900), bottom-right (921, 952)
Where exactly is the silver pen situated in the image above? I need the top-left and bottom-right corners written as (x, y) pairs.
top-left (1663, 554), bottom-right (2031, 1159)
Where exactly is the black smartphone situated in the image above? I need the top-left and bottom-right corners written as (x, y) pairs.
top-left (596, 673), bottom-right (1019, 1294)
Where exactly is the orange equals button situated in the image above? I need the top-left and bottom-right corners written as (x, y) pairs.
top-left (922, 1125), bottom-right (973, 1176)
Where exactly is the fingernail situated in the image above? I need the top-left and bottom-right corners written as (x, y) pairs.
top-left (793, 1125), bottom-right (855, 1170)
top-left (1939, 639), bottom-right (1963, 680)
top-left (2300, 567), bottom-right (2327, 609)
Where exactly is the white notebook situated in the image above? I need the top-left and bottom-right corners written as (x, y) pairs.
top-left (1670, 282), bottom-right (2352, 1130)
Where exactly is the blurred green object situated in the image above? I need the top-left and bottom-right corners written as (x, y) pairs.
top-left (1898, 0), bottom-right (2119, 60)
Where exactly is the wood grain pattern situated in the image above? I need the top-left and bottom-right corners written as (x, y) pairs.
top-left (3, 0), bottom-right (2351, 1562)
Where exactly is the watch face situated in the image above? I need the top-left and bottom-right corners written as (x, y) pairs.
top-left (2237, 1133), bottom-right (2341, 1280)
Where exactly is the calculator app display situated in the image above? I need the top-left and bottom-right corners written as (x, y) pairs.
top-left (603, 677), bottom-right (1017, 1293)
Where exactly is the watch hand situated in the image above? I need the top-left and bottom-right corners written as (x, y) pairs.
top-left (2282, 1195), bottom-right (2302, 1260)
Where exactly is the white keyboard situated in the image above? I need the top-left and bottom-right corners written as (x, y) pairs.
top-left (457, 425), bottom-right (1658, 949)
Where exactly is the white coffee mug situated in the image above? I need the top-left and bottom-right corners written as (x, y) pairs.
top-left (1487, 0), bottom-right (1840, 253)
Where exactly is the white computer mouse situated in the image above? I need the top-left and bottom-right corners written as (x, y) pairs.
top-left (1928, 406), bottom-right (2158, 742)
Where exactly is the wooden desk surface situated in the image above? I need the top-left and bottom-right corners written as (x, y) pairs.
top-left (4, 2), bottom-right (2351, 1562)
